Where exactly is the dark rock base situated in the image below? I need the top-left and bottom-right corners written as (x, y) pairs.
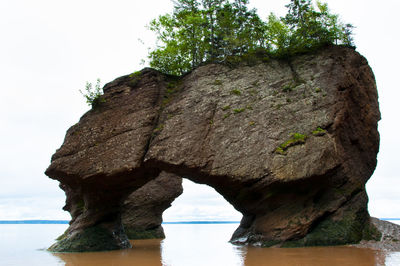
top-left (49, 225), bottom-right (131, 252)
top-left (353, 218), bottom-right (400, 251)
top-left (125, 226), bottom-right (165, 239)
top-left (231, 190), bottom-right (381, 247)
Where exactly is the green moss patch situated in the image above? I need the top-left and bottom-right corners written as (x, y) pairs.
top-left (48, 225), bottom-right (130, 252)
top-left (128, 71), bottom-right (142, 88)
top-left (55, 229), bottom-right (69, 241)
top-left (233, 108), bottom-right (245, 114)
top-left (312, 127), bottom-right (326, 136)
top-left (282, 83), bottom-right (295, 92)
top-left (214, 79), bottom-right (223, 86)
top-left (275, 133), bottom-right (307, 155)
top-left (152, 124), bottom-right (164, 136)
top-left (281, 213), bottom-right (380, 248)
top-left (161, 79), bottom-right (183, 108)
top-left (362, 222), bottom-right (382, 241)
top-left (231, 89), bottom-right (242, 95)
top-left (222, 105), bottom-right (231, 111)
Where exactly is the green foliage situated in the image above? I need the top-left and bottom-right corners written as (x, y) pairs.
top-left (162, 78), bottom-right (182, 107)
top-left (129, 71), bottom-right (142, 78)
top-left (147, 0), bottom-right (354, 75)
top-left (282, 83), bottom-right (295, 92)
top-left (275, 132), bottom-right (307, 155)
top-left (152, 124), bottom-right (165, 137)
top-left (281, 0), bottom-right (354, 56)
top-left (214, 79), bottom-right (223, 85)
top-left (79, 79), bottom-right (105, 108)
top-left (231, 89), bottom-right (242, 95)
top-left (222, 105), bottom-right (231, 111)
top-left (128, 71), bottom-right (142, 87)
top-left (265, 13), bottom-right (291, 53)
top-left (233, 108), bottom-right (245, 114)
top-left (312, 126), bottom-right (326, 136)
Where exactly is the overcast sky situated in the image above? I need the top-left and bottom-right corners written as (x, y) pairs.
top-left (0, 0), bottom-right (399, 222)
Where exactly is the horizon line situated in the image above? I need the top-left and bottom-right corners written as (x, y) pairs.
top-left (0, 218), bottom-right (399, 224)
top-left (0, 220), bottom-right (242, 224)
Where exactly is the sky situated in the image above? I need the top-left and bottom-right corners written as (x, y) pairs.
top-left (0, 0), bottom-right (399, 222)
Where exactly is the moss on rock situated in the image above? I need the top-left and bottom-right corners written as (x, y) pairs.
top-left (312, 127), bottom-right (327, 136)
top-left (125, 226), bottom-right (165, 240)
top-left (281, 203), bottom-right (380, 247)
top-left (362, 221), bottom-right (382, 241)
top-left (281, 216), bottom-right (363, 247)
top-left (48, 225), bottom-right (131, 252)
top-left (275, 133), bottom-right (307, 155)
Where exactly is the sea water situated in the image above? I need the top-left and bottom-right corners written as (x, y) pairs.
top-left (1, 222), bottom-right (400, 266)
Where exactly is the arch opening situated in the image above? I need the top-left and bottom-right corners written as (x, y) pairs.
top-left (160, 179), bottom-right (244, 266)
top-left (163, 178), bottom-right (242, 223)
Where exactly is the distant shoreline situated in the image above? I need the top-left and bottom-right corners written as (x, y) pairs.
top-left (0, 220), bottom-right (241, 224)
top-left (0, 220), bottom-right (69, 224)
top-left (0, 219), bottom-right (399, 224)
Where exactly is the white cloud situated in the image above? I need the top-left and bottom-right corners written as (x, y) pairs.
top-left (0, 197), bottom-right (69, 220)
top-left (163, 179), bottom-right (242, 222)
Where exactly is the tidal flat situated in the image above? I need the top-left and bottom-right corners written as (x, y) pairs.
top-left (1, 223), bottom-right (400, 266)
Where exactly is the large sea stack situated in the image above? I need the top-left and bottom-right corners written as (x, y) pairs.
top-left (46, 46), bottom-right (381, 252)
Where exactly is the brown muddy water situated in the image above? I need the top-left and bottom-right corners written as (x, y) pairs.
top-left (54, 239), bottom-right (387, 266)
top-left (1, 223), bottom-right (400, 265)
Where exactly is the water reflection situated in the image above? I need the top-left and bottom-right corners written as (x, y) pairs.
top-left (161, 224), bottom-right (245, 266)
top-left (53, 239), bottom-right (162, 266)
top-left (241, 246), bottom-right (386, 266)
top-left (51, 224), bottom-right (400, 266)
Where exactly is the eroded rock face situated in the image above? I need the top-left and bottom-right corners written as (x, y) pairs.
top-left (122, 172), bottom-right (182, 239)
top-left (354, 218), bottom-right (400, 251)
top-left (46, 46), bottom-right (380, 251)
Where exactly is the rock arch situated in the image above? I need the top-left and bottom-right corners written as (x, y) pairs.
top-left (46, 46), bottom-right (381, 252)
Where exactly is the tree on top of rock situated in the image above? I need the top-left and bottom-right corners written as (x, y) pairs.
top-left (147, 0), bottom-right (354, 75)
top-left (283, 0), bottom-right (354, 54)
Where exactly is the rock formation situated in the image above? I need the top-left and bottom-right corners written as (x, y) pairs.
top-left (46, 46), bottom-right (381, 252)
top-left (353, 218), bottom-right (400, 251)
top-left (122, 172), bottom-right (182, 239)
